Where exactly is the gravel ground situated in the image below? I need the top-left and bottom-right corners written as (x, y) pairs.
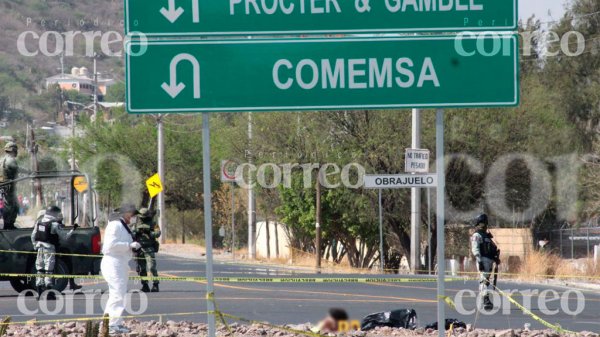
top-left (4, 320), bottom-right (598, 337)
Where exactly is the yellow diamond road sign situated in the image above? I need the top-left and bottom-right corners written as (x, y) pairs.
top-left (73, 176), bottom-right (89, 193)
top-left (146, 173), bottom-right (163, 198)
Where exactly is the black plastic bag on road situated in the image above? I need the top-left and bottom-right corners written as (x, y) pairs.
top-left (424, 318), bottom-right (467, 330)
top-left (360, 309), bottom-right (417, 331)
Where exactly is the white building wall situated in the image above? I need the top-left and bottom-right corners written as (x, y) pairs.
top-left (255, 221), bottom-right (291, 260)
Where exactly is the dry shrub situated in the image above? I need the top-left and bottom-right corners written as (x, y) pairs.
top-left (581, 258), bottom-right (600, 278)
top-left (553, 259), bottom-right (581, 277)
top-left (558, 257), bottom-right (600, 280)
top-left (518, 251), bottom-right (561, 279)
top-left (519, 251), bottom-right (600, 281)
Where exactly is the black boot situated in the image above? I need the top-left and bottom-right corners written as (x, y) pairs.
top-left (151, 284), bottom-right (159, 293)
top-left (36, 286), bottom-right (45, 301)
top-left (141, 283), bottom-right (150, 292)
top-left (45, 287), bottom-right (57, 301)
top-left (69, 279), bottom-right (82, 291)
top-left (483, 294), bottom-right (493, 311)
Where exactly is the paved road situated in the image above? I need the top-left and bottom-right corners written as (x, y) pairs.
top-left (0, 254), bottom-right (598, 332)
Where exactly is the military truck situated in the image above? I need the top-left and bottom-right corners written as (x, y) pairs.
top-left (0, 171), bottom-right (102, 293)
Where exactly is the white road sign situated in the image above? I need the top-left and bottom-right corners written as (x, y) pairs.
top-left (405, 148), bottom-right (430, 173)
top-left (364, 174), bottom-right (438, 189)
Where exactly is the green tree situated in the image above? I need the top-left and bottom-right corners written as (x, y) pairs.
top-left (105, 82), bottom-right (125, 102)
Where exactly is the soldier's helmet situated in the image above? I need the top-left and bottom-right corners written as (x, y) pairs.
top-left (4, 142), bottom-right (17, 153)
top-left (45, 206), bottom-right (63, 221)
top-left (139, 208), bottom-right (155, 219)
top-left (472, 213), bottom-right (488, 227)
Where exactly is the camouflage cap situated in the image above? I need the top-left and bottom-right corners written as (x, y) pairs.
top-left (139, 208), bottom-right (155, 218)
top-left (4, 142), bottom-right (17, 152)
top-left (45, 206), bottom-right (63, 221)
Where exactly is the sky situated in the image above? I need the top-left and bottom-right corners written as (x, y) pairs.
top-left (519, 0), bottom-right (569, 22)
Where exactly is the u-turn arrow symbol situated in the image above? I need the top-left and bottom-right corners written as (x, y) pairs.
top-left (161, 53), bottom-right (201, 99)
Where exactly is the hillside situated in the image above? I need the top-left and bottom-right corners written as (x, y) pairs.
top-left (0, 0), bottom-right (125, 130)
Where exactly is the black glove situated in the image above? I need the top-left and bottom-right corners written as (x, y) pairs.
top-left (495, 257), bottom-right (501, 265)
top-left (478, 261), bottom-right (484, 272)
top-left (73, 224), bottom-right (79, 229)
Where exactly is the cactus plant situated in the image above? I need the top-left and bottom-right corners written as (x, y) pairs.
top-left (100, 314), bottom-right (109, 337)
top-left (83, 319), bottom-right (103, 337)
top-left (93, 321), bottom-right (100, 337)
top-left (0, 316), bottom-right (11, 337)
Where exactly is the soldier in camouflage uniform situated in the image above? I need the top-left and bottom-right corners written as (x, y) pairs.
top-left (0, 142), bottom-right (20, 230)
top-left (133, 208), bottom-right (161, 292)
top-left (31, 206), bottom-right (76, 300)
top-left (471, 214), bottom-right (500, 311)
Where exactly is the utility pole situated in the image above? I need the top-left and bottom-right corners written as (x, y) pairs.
top-left (248, 113), bottom-right (256, 259)
top-left (93, 55), bottom-right (98, 122)
top-left (28, 124), bottom-right (43, 207)
top-left (315, 166), bottom-right (322, 273)
top-left (71, 111), bottom-right (76, 170)
top-left (410, 108), bottom-right (422, 274)
top-left (231, 182), bottom-right (235, 260)
top-left (157, 115), bottom-right (167, 243)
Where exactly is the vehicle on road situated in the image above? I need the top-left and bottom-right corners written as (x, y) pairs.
top-left (0, 171), bottom-right (101, 293)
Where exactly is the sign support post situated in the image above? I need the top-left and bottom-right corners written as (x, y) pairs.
top-left (231, 182), bottom-right (235, 261)
top-left (436, 109), bottom-right (445, 337)
top-left (410, 108), bottom-right (422, 274)
top-left (427, 188), bottom-right (432, 275)
top-left (202, 113), bottom-right (216, 337)
top-left (378, 189), bottom-right (384, 272)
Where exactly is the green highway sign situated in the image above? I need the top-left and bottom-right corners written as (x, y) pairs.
top-left (125, 0), bottom-right (517, 37)
top-left (126, 35), bottom-right (519, 113)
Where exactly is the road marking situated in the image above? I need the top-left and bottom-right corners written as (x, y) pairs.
top-left (142, 296), bottom-right (430, 304)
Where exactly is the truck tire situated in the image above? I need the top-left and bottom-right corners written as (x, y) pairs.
top-left (9, 259), bottom-right (70, 294)
top-left (9, 278), bottom-right (31, 293)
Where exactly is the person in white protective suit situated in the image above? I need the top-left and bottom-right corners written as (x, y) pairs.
top-left (101, 204), bottom-right (141, 335)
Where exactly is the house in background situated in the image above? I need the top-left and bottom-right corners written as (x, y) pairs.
top-left (45, 67), bottom-right (115, 101)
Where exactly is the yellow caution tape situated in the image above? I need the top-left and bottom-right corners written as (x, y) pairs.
top-left (207, 292), bottom-right (233, 335)
top-left (439, 285), bottom-right (578, 334)
top-left (3, 249), bottom-right (598, 281)
top-left (429, 269), bottom-right (600, 281)
top-left (0, 273), bottom-right (467, 283)
top-left (0, 311), bottom-right (208, 326)
top-left (0, 249), bottom-right (163, 262)
top-left (0, 249), bottom-right (102, 259)
top-left (438, 295), bottom-right (456, 311)
top-left (492, 285), bottom-right (576, 334)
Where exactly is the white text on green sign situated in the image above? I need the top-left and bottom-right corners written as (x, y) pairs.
top-left (125, 35), bottom-right (519, 113)
top-left (125, 0), bottom-right (517, 36)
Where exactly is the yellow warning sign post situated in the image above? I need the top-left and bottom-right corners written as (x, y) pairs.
top-left (73, 176), bottom-right (89, 193)
top-left (146, 173), bottom-right (163, 198)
